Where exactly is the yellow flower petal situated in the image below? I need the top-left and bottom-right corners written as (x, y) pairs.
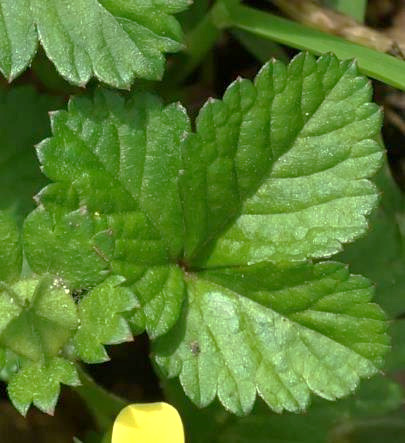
top-left (112, 402), bottom-right (185, 443)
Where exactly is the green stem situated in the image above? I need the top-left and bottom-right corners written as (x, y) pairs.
top-left (164, 1), bottom-right (226, 86)
top-left (225, 4), bottom-right (405, 91)
top-left (185, 6), bottom-right (222, 70)
top-left (74, 365), bottom-right (127, 432)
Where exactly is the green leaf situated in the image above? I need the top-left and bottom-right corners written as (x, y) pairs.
top-left (219, 410), bottom-right (331, 443)
top-left (72, 276), bottom-right (138, 363)
top-left (181, 52), bottom-right (382, 266)
top-left (0, 275), bottom-right (79, 414)
top-left (0, 275), bottom-right (77, 361)
top-left (0, 348), bottom-right (21, 381)
top-left (155, 262), bottom-right (388, 415)
top-left (177, 0), bottom-right (210, 33)
top-left (27, 53), bottom-right (386, 414)
top-left (339, 165), bottom-right (405, 317)
top-left (385, 319), bottom-right (405, 373)
top-left (340, 413), bottom-right (405, 443)
top-left (28, 54), bottom-right (383, 272)
top-left (218, 403), bottom-right (404, 443)
top-left (25, 89), bottom-right (189, 336)
top-left (24, 205), bottom-right (115, 289)
top-left (0, 0), bottom-right (188, 87)
top-left (7, 357), bottom-right (80, 415)
top-left (0, 210), bottom-right (21, 281)
top-left (31, 90), bottom-right (188, 258)
top-left (130, 265), bottom-right (186, 339)
top-left (343, 376), bottom-right (404, 418)
top-left (0, 86), bottom-right (62, 219)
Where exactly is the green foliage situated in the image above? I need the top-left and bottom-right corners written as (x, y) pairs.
top-left (8, 357), bottom-right (80, 415)
top-left (386, 320), bottom-right (405, 372)
top-left (0, 0), bottom-right (189, 88)
top-left (24, 206), bottom-right (115, 289)
top-left (155, 262), bottom-right (387, 415)
top-left (0, 276), bottom-right (77, 361)
top-left (163, 374), bottom-right (404, 443)
top-left (0, 211), bottom-right (21, 281)
top-left (0, 0), bottom-right (402, 439)
top-left (22, 53), bottom-right (389, 415)
top-left (180, 54), bottom-right (382, 266)
top-left (222, 3), bottom-right (405, 91)
top-left (339, 166), bottom-right (405, 317)
top-left (0, 86), bottom-right (62, 219)
top-left (73, 276), bottom-right (138, 363)
top-left (0, 273), bottom-right (81, 415)
top-left (130, 265), bottom-right (186, 339)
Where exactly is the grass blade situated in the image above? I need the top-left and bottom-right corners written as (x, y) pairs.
top-left (226, 4), bottom-right (405, 91)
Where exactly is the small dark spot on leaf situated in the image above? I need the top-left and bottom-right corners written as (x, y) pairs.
top-left (190, 341), bottom-right (201, 356)
top-left (72, 288), bottom-right (88, 303)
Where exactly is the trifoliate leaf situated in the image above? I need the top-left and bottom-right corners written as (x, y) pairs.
top-left (155, 262), bottom-right (388, 415)
top-left (0, 0), bottom-right (188, 87)
top-left (7, 357), bottom-right (80, 415)
top-left (0, 86), bottom-right (62, 218)
top-left (73, 276), bottom-right (138, 363)
top-left (0, 275), bottom-right (77, 361)
top-left (25, 53), bottom-right (386, 413)
top-left (0, 210), bottom-right (21, 281)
